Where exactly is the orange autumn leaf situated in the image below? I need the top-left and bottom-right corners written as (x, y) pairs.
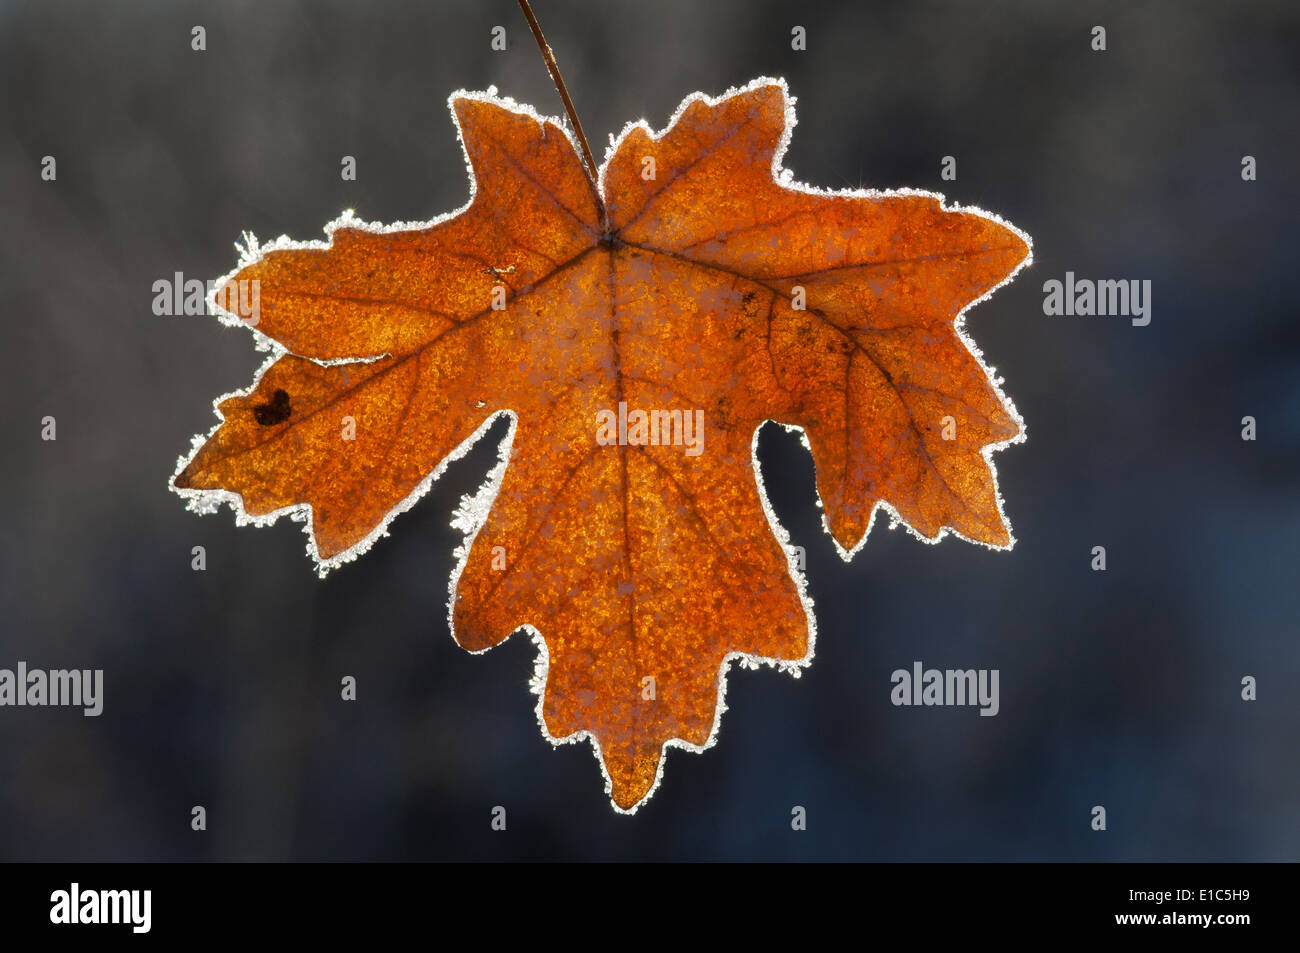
top-left (172, 78), bottom-right (1031, 812)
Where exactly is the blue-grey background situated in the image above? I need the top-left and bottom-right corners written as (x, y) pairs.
top-left (0, 0), bottom-right (1296, 860)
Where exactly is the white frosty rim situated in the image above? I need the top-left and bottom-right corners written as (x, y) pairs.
top-left (170, 76), bottom-right (1031, 814)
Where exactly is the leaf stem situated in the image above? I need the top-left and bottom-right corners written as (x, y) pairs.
top-left (516, 0), bottom-right (610, 236)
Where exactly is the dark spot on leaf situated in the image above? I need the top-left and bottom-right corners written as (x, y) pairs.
top-left (253, 388), bottom-right (291, 426)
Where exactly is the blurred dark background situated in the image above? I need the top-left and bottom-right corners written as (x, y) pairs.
top-left (0, 0), bottom-right (1296, 860)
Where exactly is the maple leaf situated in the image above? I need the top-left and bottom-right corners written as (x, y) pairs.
top-left (172, 78), bottom-right (1031, 812)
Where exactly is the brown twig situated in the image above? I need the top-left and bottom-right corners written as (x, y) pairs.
top-left (516, 0), bottom-right (610, 236)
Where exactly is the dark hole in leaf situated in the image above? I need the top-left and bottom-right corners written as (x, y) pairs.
top-left (253, 388), bottom-right (291, 426)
